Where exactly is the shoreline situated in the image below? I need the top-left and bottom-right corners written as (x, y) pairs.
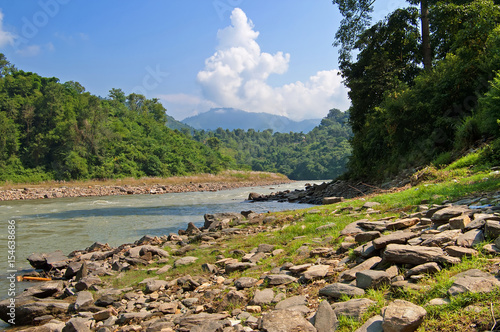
top-left (0, 171), bottom-right (294, 201)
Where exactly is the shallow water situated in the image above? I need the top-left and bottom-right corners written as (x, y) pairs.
top-left (0, 180), bottom-right (321, 326)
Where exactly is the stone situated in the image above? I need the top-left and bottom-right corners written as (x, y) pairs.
top-left (355, 241), bottom-right (379, 259)
top-left (373, 232), bottom-right (419, 249)
top-left (258, 310), bottom-right (316, 332)
top-left (246, 305), bottom-right (262, 313)
top-left (275, 295), bottom-right (307, 310)
top-left (404, 262), bottom-right (441, 278)
top-left (485, 220), bottom-right (500, 239)
top-left (425, 298), bottom-right (451, 306)
top-left (22, 281), bottom-right (64, 299)
top-left (323, 196), bottom-right (344, 204)
top-left (356, 270), bottom-right (391, 289)
top-left (341, 219), bottom-right (370, 235)
top-left (382, 299), bottom-right (426, 332)
top-left (420, 230), bottom-right (461, 247)
top-left (448, 269), bottom-right (500, 296)
top-left (332, 298), bottom-right (376, 319)
top-left (75, 276), bottom-right (101, 291)
top-left (116, 312), bottom-right (151, 325)
top-left (385, 217), bottom-right (420, 231)
top-left (186, 222), bottom-right (201, 235)
top-left (310, 247), bottom-right (333, 257)
top-left (355, 231), bottom-right (381, 244)
top-left (363, 202), bottom-right (381, 209)
top-left (156, 264), bottom-right (172, 274)
top-left (174, 256), bottom-right (198, 267)
top-left (176, 313), bottom-right (229, 330)
top-left (445, 246), bottom-right (478, 258)
top-left (225, 262), bottom-right (256, 273)
top-left (431, 206), bottom-right (470, 222)
top-left (257, 243), bottom-right (276, 253)
top-left (313, 300), bottom-right (338, 332)
top-left (456, 229), bottom-right (485, 248)
top-left (383, 244), bottom-right (445, 265)
top-left (62, 317), bottom-right (91, 332)
top-left (319, 283), bottom-right (365, 299)
top-left (354, 315), bottom-right (383, 332)
top-left (93, 308), bottom-right (117, 321)
top-left (204, 213), bottom-right (243, 229)
top-left (252, 288), bottom-right (275, 305)
top-left (0, 296), bottom-right (70, 326)
top-left (234, 277), bottom-right (257, 289)
top-left (145, 279), bottom-right (168, 293)
top-left (496, 236), bottom-right (500, 248)
top-left (265, 274), bottom-right (297, 286)
top-left (74, 291), bottom-right (93, 311)
top-left (339, 256), bottom-right (382, 281)
top-left (449, 215), bottom-right (471, 230)
top-left (64, 262), bottom-right (83, 279)
top-left (158, 302), bottom-right (178, 314)
top-left (301, 265), bottom-right (330, 280)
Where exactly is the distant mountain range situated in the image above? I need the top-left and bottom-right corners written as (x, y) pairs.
top-left (181, 108), bottom-right (321, 133)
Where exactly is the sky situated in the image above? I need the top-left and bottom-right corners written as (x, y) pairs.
top-left (0, 0), bottom-right (404, 121)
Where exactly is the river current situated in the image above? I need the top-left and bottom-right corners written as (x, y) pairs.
top-left (0, 180), bottom-right (320, 315)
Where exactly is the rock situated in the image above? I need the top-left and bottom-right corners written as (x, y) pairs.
top-left (225, 262), bottom-right (256, 273)
top-left (62, 317), bottom-right (91, 332)
top-left (275, 295), bottom-right (307, 311)
top-left (363, 202), bottom-right (381, 209)
top-left (332, 298), bottom-right (376, 319)
top-left (382, 300), bottom-right (426, 332)
top-left (456, 229), bottom-right (485, 248)
top-left (385, 217), bottom-right (420, 231)
top-left (355, 231), bottom-right (381, 244)
top-left (257, 243), bottom-right (276, 253)
top-left (176, 313), bottom-right (229, 330)
top-left (313, 300), bottom-right (338, 332)
top-left (445, 246), bottom-right (478, 258)
top-left (64, 262), bottom-right (83, 279)
top-left (356, 270), bottom-right (391, 289)
top-left (204, 213), bottom-right (243, 229)
top-left (0, 296), bottom-right (71, 326)
top-left (234, 277), bottom-right (257, 289)
top-left (373, 232), bottom-right (419, 249)
top-left (116, 311), bottom-right (151, 325)
top-left (420, 230), bottom-right (461, 247)
top-left (341, 219), bottom-right (370, 235)
top-left (319, 283), bottom-right (365, 299)
top-left (75, 276), bottom-right (101, 291)
top-left (252, 289), bottom-right (275, 305)
top-left (425, 298), bottom-right (451, 306)
top-left (449, 215), bottom-right (471, 230)
top-left (27, 251), bottom-right (68, 270)
top-left (145, 279), bottom-right (168, 293)
top-left (448, 269), bottom-right (500, 296)
top-left (404, 262), bottom-right (441, 278)
top-left (22, 281), bottom-right (64, 299)
top-left (431, 206), bottom-right (470, 222)
top-left (339, 256), bottom-right (382, 281)
top-left (485, 220), bottom-right (500, 239)
top-left (258, 310), bottom-right (316, 332)
top-left (156, 264), bottom-right (172, 274)
top-left (354, 315), bottom-right (383, 332)
top-left (265, 274), bottom-right (297, 286)
top-left (247, 305), bottom-right (262, 313)
top-left (159, 302), bottom-right (178, 314)
top-left (323, 196), bottom-right (344, 205)
top-left (355, 241), bottom-right (379, 259)
top-left (248, 192), bottom-right (262, 200)
top-left (496, 235), bottom-right (500, 248)
top-left (74, 291), bottom-right (93, 311)
top-left (301, 264), bottom-right (330, 280)
top-left (383, 244), bottom-right (445, 265)
top-left (186, 222), bottom-right (201, 235)
top-left (93, 308), bottom-right (117, 321)
top-left (174, 256), bottom-right (198, 267)
top-left (310, 247), bottom-right (333, 257)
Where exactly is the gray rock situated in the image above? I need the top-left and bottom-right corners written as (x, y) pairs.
top-left (234, 277), bottom-right (257, 289)
top-left (341, 219), bottom-right (370, 235)
top-left (363, 202), bottom-right (381, 209)
top-left (323, 196), bottom-right (344, 204)
top-left (445, 246), bottom-right (478, 258)
top-left (456, 229), bottom-right (484, 248)
top-left (265, 274), bottom-right (297, 285)
top-left (74, 291), bottom-right (93, 311)
top-left (356, 270), bottom-right (391, 289)
top-left (339, 256), bottom-right (382, 281)
top-left (420, 230), bottom-right (461, 247)
top-left (257, 243), bottom-right (276, 253)
top-left (145, 279), bottom-right (168, 293)
top-left (373, 232), bottom-right (419, 249)
top-left (275, 295), bottom-right (307, 310)
top-left (449, 215), bottom-right (471, 230)
top-left (448, 269), bottom-right (500, 296)
top-left (319, 283), bottom-right (365, 299)
top-left (355, 231), bottom-right (381, 244)
top-left (176, 313), bottom-right (229, 329)
top-left (354, 315), bottom-right (383, 332)
top-left (313, 300), bottom-right (338, 332)
top-left (404, 262), bottom-right (441, 278)
top-left (156, 264), bottom-right (172, 274)
top-left (64, 262), bottom-right (83, 279)
top-left (354, 241), bottom-right (379, 259)
top-left (258, 310), bottom-right (316, 332)
top-left (431, 206), bottom-right (470, 222)
top-left (0, 296), bottom-right (71, 326)
top-left (75, 276), bottom-right (101, 291)
top-left (485, 220), bottom-right (500, 239)
top-left (204, 213), bottom-right (243, 229)
top-left (116, 311), bottom-right (151, 325)
top-left (301, 264), bottom-right (330, 280)
top-left (62, 317), bottom-right (91, 332)
top-left (383, 244), bottom-right (444, 265)
top-left (225, 262), bottom-right (256, 273)
top-left (382, 300), bottom-right (426, 332)
top-left (174, 256), bottom-right (198, 267)
top-left (252, 288), bottom-right (275, 305)
top-left (385, 217), bottom-right (420, 231)
top-left (332, 298), bottom-right (376, 319)
top-left (496, 236), bottom-right (500, 248)
top-left (158, 302), bottom-right (178, 314)
top-left (22, 281), bottom-right (64, 299)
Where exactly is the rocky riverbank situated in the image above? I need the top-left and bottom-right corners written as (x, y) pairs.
top-left (0, 176), bottom-right (293, 201)
top-left (2, 187), bottom-right (500, 331)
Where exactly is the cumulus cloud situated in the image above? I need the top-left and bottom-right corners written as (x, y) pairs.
top-left (0, 10), bottom-right (15, 47)
top-left (195, 8), bottom-right (349, 121)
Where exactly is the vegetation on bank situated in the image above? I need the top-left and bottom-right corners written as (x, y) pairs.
top-left (103, 153), bottom-right (500, 331)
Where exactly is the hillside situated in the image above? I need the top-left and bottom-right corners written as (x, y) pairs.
top-left (183, 108), bottom-right (321, 133)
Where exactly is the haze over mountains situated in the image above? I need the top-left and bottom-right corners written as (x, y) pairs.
top-left (181, 108), bottom-right (322, 133)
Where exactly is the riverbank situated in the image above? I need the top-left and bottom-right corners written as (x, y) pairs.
top-left (1, 169), bottom-right (500, 331)
top-left (0, 171), bottom-right (293, 201)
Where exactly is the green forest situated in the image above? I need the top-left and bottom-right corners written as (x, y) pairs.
top-left (334, 0), bottom-right (500, 179)
top-left (0, 55), bottom-right (233, 183)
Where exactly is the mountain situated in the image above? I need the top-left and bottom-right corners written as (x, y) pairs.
top-left (182, 108), bottom-right (321, 133)
top-left (165, 114), bottom-right (194, 132)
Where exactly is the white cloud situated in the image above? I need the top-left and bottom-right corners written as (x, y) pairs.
top-left (0, 10), bottom-right (15, 47)
top-left (16, 44), bottom-right (41, 57)
top-left (195, 8), bottom-right (350, 121)
top-left (157, 93), bottom-right (217, 120)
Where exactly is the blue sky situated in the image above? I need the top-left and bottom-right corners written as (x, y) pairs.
top-left (0, 0), bottom-right (404, 121)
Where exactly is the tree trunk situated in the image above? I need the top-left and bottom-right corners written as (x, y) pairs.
top-left (421, 0), bottom-right (432, 70)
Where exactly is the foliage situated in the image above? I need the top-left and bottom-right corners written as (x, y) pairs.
top-left (0, 57), bottom-right (234, 183)
top-left (192, 109), bottom-right (352, 180)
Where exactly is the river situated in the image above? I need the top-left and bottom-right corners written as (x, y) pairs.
top-left (0, 180), bottom-right (320, 317)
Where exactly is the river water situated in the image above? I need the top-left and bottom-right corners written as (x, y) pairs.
top-left (0, 180), bottom-right (320, 318)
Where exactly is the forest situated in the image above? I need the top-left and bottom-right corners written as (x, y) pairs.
top-left (333, 0), bottom-right (500, 179)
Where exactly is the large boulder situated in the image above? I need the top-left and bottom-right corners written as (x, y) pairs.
top-left (448, 269), bottom-right (500, 296)
top-left (0, 296), bottom-right (70, 326)
top-left (313, 300), bottom-right (338, 332)
top-left (382, 300), bottom-right (426, 332)
top-left (258, 310), bottom-right (316, 332)
top-left (319, 283), bottom-right (365, 299)
top-left (382, 244), bottom-right (444, 265)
